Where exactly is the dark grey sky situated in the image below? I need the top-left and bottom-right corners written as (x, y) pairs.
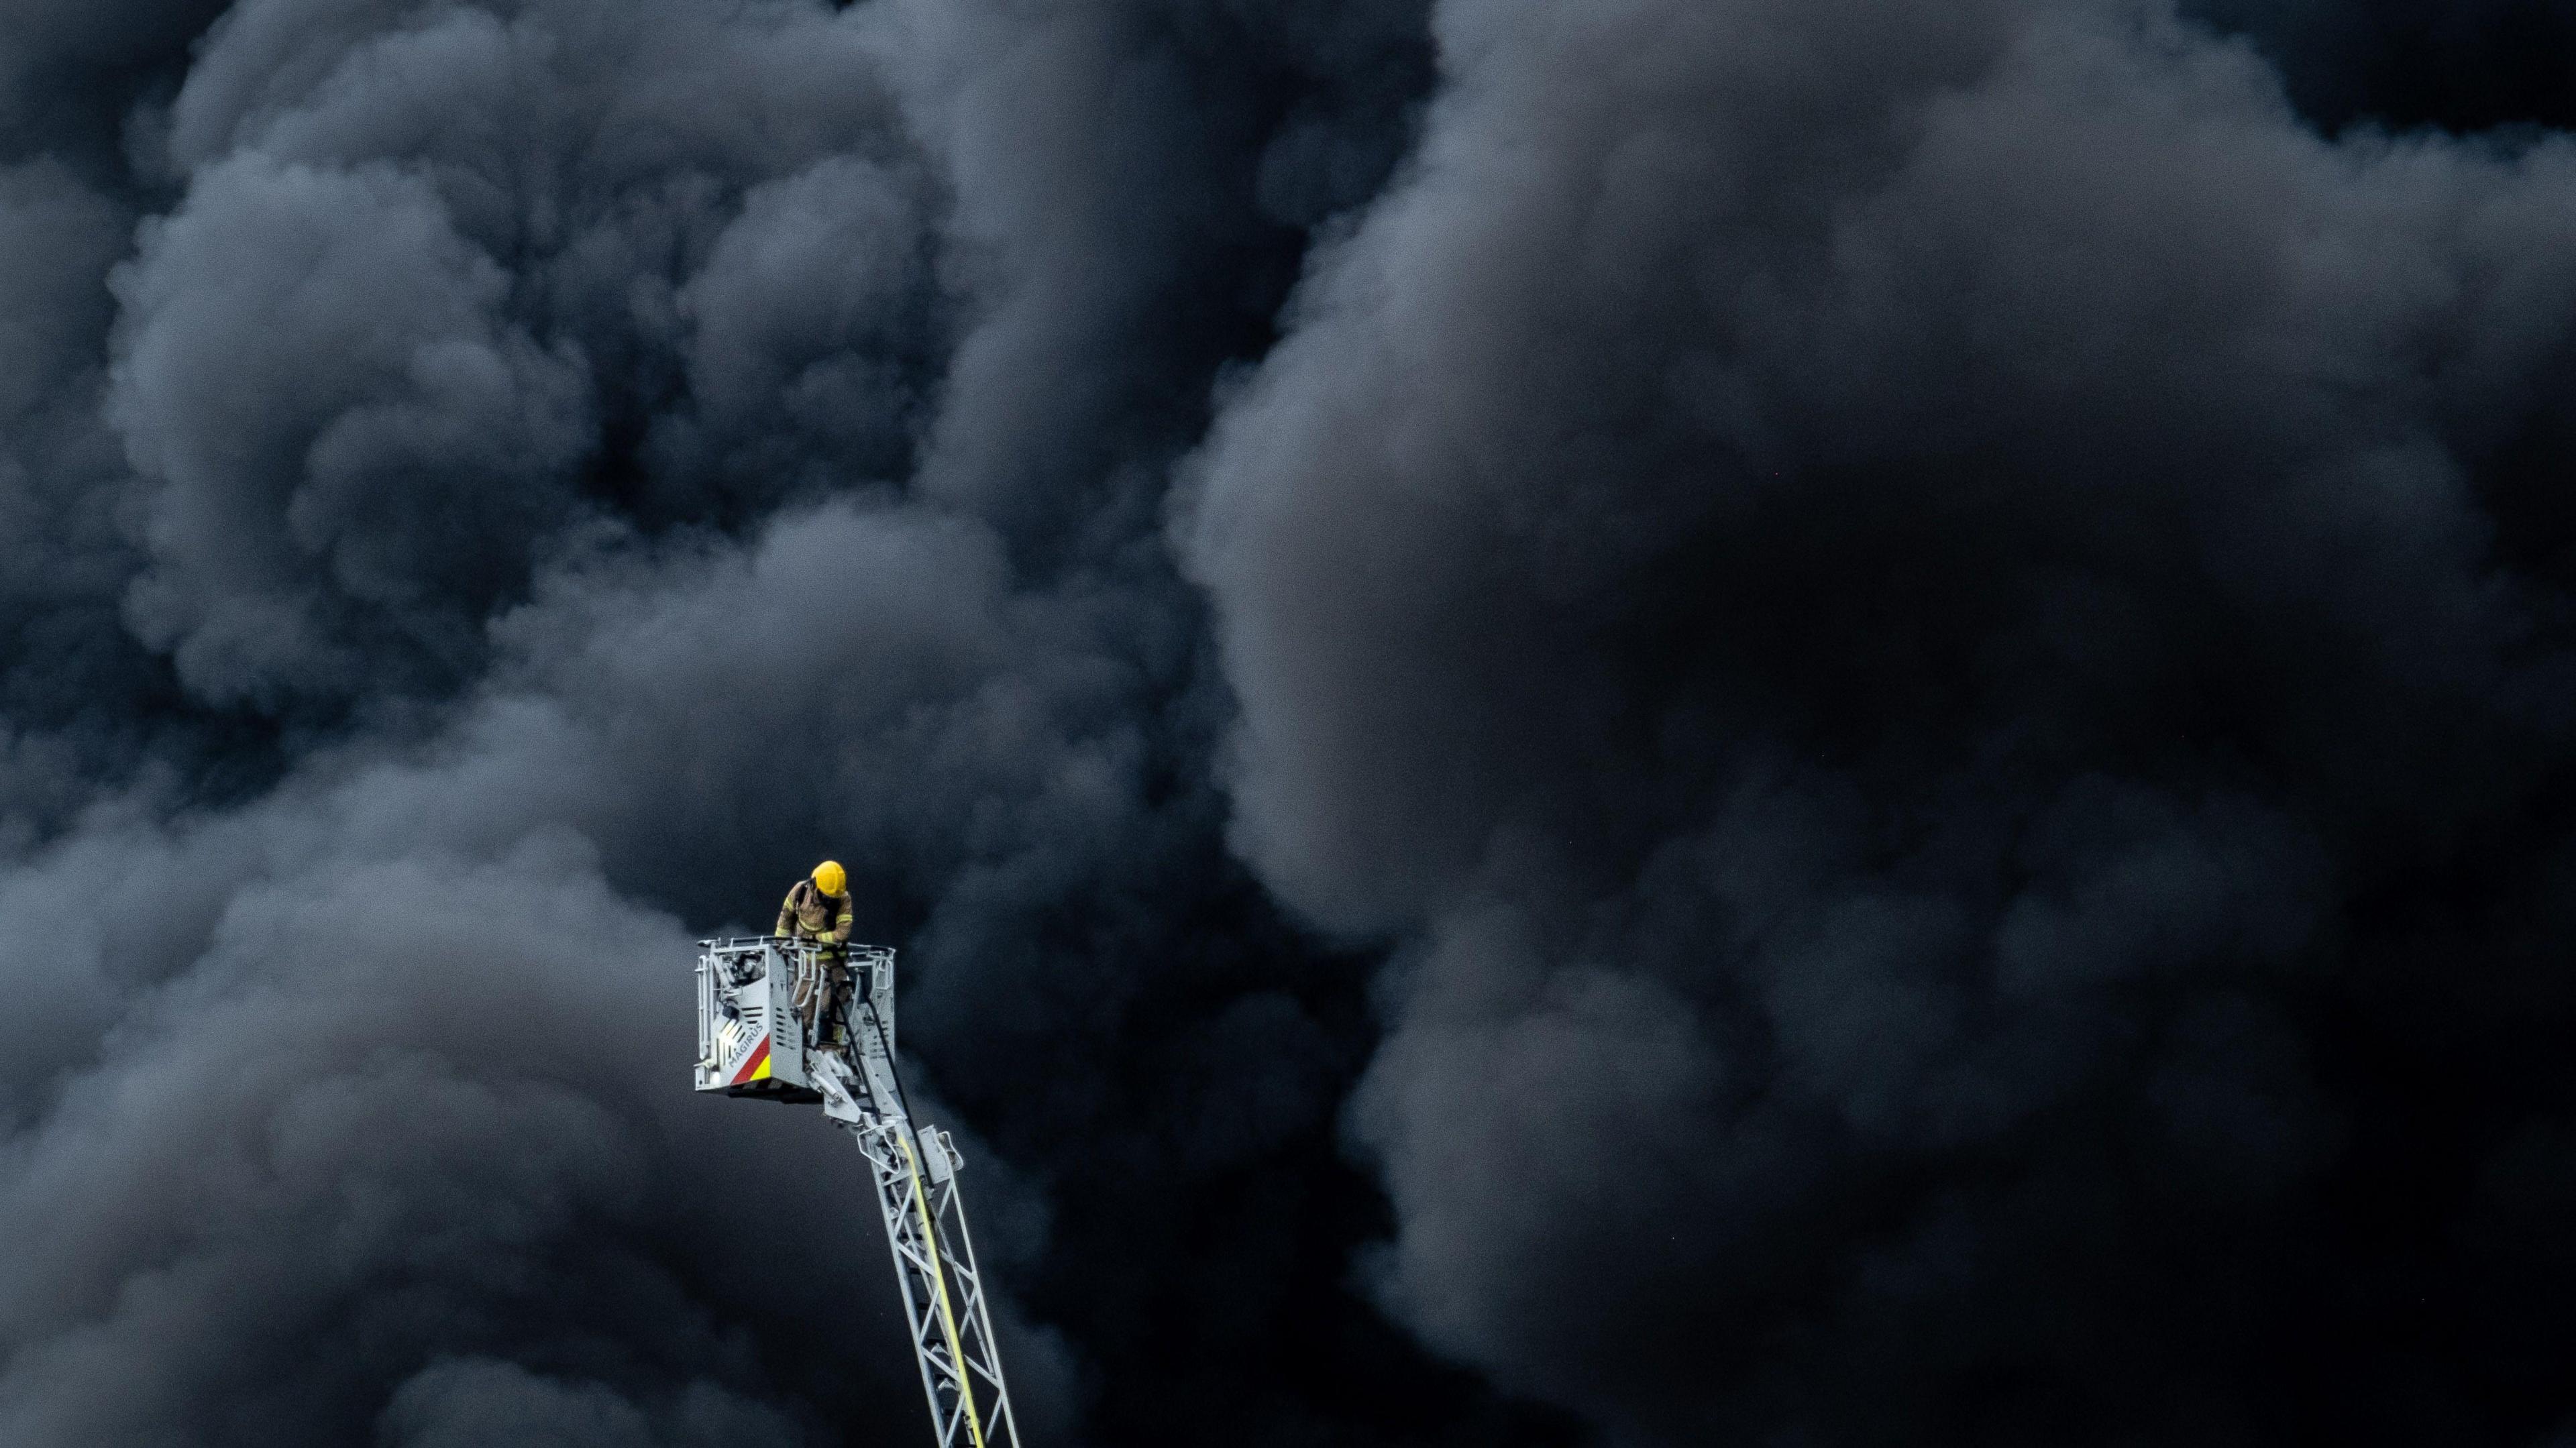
top-left (5, 1), bottom-right (2576, 1445)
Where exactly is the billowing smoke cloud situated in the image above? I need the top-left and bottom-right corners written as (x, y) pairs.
top-left (9, 0), bottom-right (2576, 1445)
top-left (0, 0), bottom-right (1477, 1444)
top-left (1185, 0), bottom-right (2576, 1442)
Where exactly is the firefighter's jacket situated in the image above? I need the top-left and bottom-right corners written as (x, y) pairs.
top-left (777, 879), bottom-right (854, 952)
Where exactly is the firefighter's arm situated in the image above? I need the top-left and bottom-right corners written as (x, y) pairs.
top-left (828, 899), bottom-right (853, 945)
top-left (775, 890), bottom-right (797, 938)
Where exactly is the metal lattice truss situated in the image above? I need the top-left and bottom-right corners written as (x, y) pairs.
top-left (853, 1119), bottom-right (1022, 1448)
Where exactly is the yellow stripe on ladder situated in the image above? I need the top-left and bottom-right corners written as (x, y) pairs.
top-left (900, 1132), bottom-right (987, 1448)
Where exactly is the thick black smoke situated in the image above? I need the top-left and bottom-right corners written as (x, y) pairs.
top-left (1187, 0), bottom-right (2576, 1442)
top-left (9, 0), bottom-right (2576, 1445)
top-left (0, 1), bottom-right (1506, 1445)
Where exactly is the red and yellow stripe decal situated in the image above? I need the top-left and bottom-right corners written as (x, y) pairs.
top-left (729, 1036), bottom-right (773, 1086)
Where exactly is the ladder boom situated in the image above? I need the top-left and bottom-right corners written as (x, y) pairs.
top-left (699, 938), bottom-right (1024, 1448)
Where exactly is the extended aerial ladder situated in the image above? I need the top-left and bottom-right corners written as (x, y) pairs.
top-left (696, 937), bottom-right (1023, 1448)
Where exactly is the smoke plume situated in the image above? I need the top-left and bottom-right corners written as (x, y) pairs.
top-left (7, 0), bottom-right (2576, 1445)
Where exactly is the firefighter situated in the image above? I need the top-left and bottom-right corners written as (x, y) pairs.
top-left (777, 859), bottom-right (855, 1046)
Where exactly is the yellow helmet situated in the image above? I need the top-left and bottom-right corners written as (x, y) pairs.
top-left (812, 859), bottom-right (847, 895)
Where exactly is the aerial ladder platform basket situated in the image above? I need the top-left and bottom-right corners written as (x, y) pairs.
top-left (696, 938), bottom-right (1023, 1448)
